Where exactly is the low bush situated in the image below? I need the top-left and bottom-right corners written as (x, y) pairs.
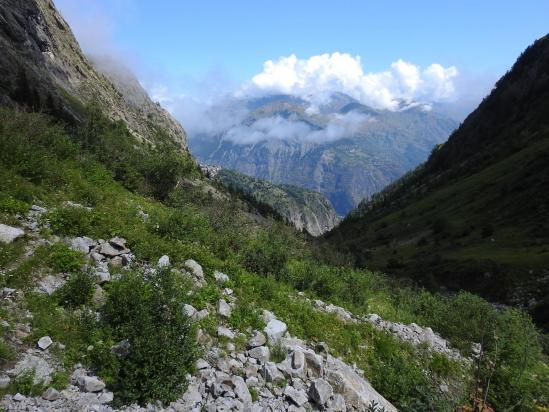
top-left (44, 243), bottom-right (85, 273)
top-left (55, 270), bottom-right (95, 308)
top-left (95, 267), bottom-right (198, 405)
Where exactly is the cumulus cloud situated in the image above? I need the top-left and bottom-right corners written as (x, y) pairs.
top-left (240, 53), bottom-right (458, 110)
top-left (222, 112), bottom-right (374, 145)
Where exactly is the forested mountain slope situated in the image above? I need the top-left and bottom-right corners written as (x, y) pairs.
top-left (327, 34), bottom-right (549, 330)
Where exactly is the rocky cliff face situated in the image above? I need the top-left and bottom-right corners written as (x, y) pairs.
top-left (189, 94), bottom-right (457, 215)
top-left (212, 168), bottom-right (340, 236)
top-left (0, 0), bottom-right (187, 150)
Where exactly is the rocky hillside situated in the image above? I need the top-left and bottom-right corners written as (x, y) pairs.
top-left (0, 2), bottom-right (547, 411)
top-left (0, 0), bottom-right (187, 151)
top-left (209, 167), bottom-right (340, 236)
top-left (189, 93), bottom-right (457, 215)
top-left (326, 34), bottom-right (549, 330)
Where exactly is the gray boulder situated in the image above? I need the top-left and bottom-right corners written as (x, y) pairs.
top-left (284, 386), bottom-right (308, 406)
top-left (217, 299), bottom-right (232, 318)
top-left (78, 376), bottom-right (106, 392)
top-left (217, 326), bottom-right (235, 340)
top-left (70, 236), bottom-right (95, 253)
top-left (247, 331), bottom-right (267, 349)
top-left (308, 378), bottom-right (333, 406)
top-left (248, 346), bottom-right (270, 364)
top-left (264, 319), bottom-right (287, 342)
top-left (157, 255), bottom-right (170, 267)
top-left (0, 224), bottom-right (25, 243)
top-left (324, 355), bottom-right (397, 411)
top-left (42, 387), bottom-right (61, 401)
top-left (214, 271), bottom-right (230, 284)
top-left (37, 336), bottom-right (53, 350)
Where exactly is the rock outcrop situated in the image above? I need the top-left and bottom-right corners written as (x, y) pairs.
top-left (0, 0), bottom-right (187, 151)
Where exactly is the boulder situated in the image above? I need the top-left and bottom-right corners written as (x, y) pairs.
top-left (184, 259), bottom-right (205, 283)
top-left (70, 236), bottom-right (95, 253)
top-left (98, 242), bottom-right (125, 257)
top-left (184, 304), bottom-right (197, 319)
top-left (328, 394), bottom-right (347, 411)
top-left (8, 354), bottom-right (53, 384)
top-left (78, 375), bottom-right (106, 392)
top-left (37, 336), bottom-right (53, 350)
top-left (0, 224), bottom-right (25, 243)
top-left (324, 355), bottom-right (397, 411)
top-left (37, 275), bottom-right (66, 295)
top-left (308, 378), bottom-right (333, 406)
top-left (217, 299), bottom-right (232, 318)
top-left (292, 351), bottom-right (305, 370)
top-left (217, 326), bottom-right (235, 340)
top-left (0, 375), bottom-right (11, 389)
top-left (261, 362), bottom-right (285, 383)
top-left (42, 387), bottom-right (61, 401)
top-left (284, 386), bottom-right (308, 406)
top-left (247, 331), bottom-right (267, 349)
top-left (264, 319), bottom-right (287, 342)
top-left (108, 237), bottom-right (127, 249)
top-left (157, 255), bottom-right (170, 267)
top-left (248, 346), bottom-right (270, 364)
top-left (214, 271), bottom-right (230, 284)
top-left (92, 285), bottom-right (107, 309)
top-left (232, 375), bottom-right (252, 404)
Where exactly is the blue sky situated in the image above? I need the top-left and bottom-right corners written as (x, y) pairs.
top-left (56, 0), bottom-right (548, 78)
top-left (56, 0), bottom-right (549, 118)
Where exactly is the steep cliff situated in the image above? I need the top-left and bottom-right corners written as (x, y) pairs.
top-left (0, 0), bottom-right (187, 150)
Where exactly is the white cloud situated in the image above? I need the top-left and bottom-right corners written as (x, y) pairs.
top-left (222, 112), bottom-right (374, 145)
top-left (240, 53), bottom-right (458, 110)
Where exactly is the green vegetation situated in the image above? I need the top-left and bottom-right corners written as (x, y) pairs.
top-left (92, 267), bottom-right (197, 405)
top-left (0, 106), bottom-right (547, 410)
top-left (328, 36), bottom-right (549, 332)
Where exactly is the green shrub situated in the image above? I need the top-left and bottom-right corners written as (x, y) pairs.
top-left (45, 243), bottom-right (85, 273)
top-left (241, 232), bottom-right (289, 278)
top-left (55, 270), bottom-right (95, 308)
top-left (47, 207), bottom-right (106, 237)
top-left (0, 339), bottom-right (14, 367)
top-left (97, 267), bottom-right (198, 405)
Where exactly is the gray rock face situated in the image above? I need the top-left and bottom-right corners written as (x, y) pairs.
top-left (324, 355), bottom-right (397, 411)
top-left (211, 169), bottom-right (340, 236)
top-left (0, 0), bottom-right (187, 151)
top-left (8, 353), bottom-right (54, 385)
top-left (0, 224), bottom-right (25, 243)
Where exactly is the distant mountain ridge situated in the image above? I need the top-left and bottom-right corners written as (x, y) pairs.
top-left (210, 167), bottom-right (340, 236)
top-left (0, 0), bottom-right (187, 151)
top-left (189, 93), bottom-right (457, 215)
top-left (327, 34), bottom-right (549, 329)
